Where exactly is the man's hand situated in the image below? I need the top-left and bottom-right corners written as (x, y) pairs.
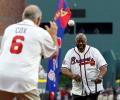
top-left (94, 78), bottom-right (102, 84)
top-left (92, 65), bottom-right (107, 84)
top-left (92, 76), bottom-right (102, 84)
top-left (45, 21), bottom-right (58, 44)
top-left (72, 74), bottom-right (81, 82)
top-left (45, 21), bottom-right (58, 59)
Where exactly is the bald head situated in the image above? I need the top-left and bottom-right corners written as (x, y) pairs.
top-left (22, 5), bottom-right (42, 24)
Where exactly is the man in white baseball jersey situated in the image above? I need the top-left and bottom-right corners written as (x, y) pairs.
top-left (61, 33), bottom-right (107, 100)
top-left (0, 5), bottom-right (58, 100)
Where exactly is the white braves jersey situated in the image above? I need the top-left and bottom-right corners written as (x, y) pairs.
top-left (62, 45), bottom-right (107, 96)
top-left (0, 19), bottom-right (56, 93)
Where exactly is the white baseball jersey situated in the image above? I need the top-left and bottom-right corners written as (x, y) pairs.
top-left (0, 19), bottom-right (56, 93)
top-left (62, 45), bottom-right (107, 96)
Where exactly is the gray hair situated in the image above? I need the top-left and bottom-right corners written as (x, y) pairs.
top-left (22, 5), bottom-right (42, 21)
top-left (75, 33), bottom-right (87, 43)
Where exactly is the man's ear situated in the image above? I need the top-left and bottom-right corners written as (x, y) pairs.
top-left (34, 17), bottom-right (40, 26)
top-left (37, 17), bottom-right (41, 26)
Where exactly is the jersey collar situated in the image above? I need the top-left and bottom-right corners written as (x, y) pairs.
top-left (75, 45), bottom-right (90, 55)
top-left (18, 19), bottom-right (36, 26)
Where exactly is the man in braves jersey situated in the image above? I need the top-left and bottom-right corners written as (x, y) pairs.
top-left (61, 33), bottom-right (107, 100)
top-left (0, 5), bottom-right (58, 100)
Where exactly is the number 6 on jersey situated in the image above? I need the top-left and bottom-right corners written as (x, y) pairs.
top-left (10, 35), bottom-right (24, 54)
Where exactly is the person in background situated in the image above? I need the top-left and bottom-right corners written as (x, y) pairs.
top-left (0, 5), bottom-right (58, 100)
top-left (61, 33), bottom-right (107, 100)
top-left (38, 65), bottom-right (47, 79)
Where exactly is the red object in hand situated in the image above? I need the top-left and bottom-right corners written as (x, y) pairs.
top-left (61, 89), bottom-right (65, 97)
top-left (50, 91), bottom-right (55, 100)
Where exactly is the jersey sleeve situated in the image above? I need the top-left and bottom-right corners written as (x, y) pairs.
top-left (41, 30), bottom-right (56, 58)
top-left (94, 48), bottom-right (107, 68)
top-left (62, 50), bottom-right (71, 69)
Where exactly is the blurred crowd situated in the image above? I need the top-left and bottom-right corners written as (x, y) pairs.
top-left (38, 65), bottom-right (120, 100)
top-left (54, 86), bottom-right (120, 100)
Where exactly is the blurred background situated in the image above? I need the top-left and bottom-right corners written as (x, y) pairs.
top-left (0, 0), bottom-right (120, 99)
